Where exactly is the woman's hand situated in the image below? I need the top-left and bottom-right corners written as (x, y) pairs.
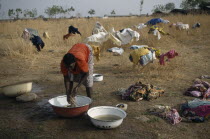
top-left (72, 86), bottom-right (78, 97)
top-left (67, 95), bottom-right (76, 106)
top-left (67, 94), bottom-right (71, 104)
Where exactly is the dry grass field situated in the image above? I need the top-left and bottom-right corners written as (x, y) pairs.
top-left (0, 15), bottom-right (210, 139)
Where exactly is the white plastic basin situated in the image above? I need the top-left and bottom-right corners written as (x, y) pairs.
top-left (2, 81), bottom-right (32, 97)
top-left (87, 106), bottom-right (126, 129)
top-left (93, 73), bottom-right (103, 82)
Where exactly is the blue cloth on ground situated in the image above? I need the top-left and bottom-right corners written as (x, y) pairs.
top-left (188, 99), bottom-right (210, 109)
top-left (146, 18), bottom-right (164, 25)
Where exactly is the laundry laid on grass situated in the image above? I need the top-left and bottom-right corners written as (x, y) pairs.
top-left (200, 75), bottom-right (210, 79)
top-left (85, 22), bottom-right (140, 46)
top-left (21, 28), bottom-right (39, 40)
top-left (129, 47), bottom-right (159, 66)
top-left (169, 22), bottom-right (190, 30)
top-left (118, 81), bottom-right (164, 101)
top-left (139, 51), bottom-right (156, 66)
top-left (148, 25), bottom-right (169, 40)
top-left (147, 105), bottom-right (182, 125)
top-left (90, 45), bottom-right (100, 61)
top-left (84, 23), bottom-right (121, 46)
top-left (84, 32), bottom-right (110, 44)
top-left (110, 27), bottom-right (140, 45)
top-left (145, 18), bottom-right (170, 25)
top-left (159, 49), bottom-right (178, 65)
top-left (192, 22), bottom-right (201, 29)
top-left (68, 25), bottom-right (82, 35)
top-left (184, 79), bottom-right (210, 99)
top-left (92, 21), bottom-right (108, 35)
top-left (135, 23), bottom-right (147, 30)
top-left (43, 32), bottom-right (50, 39)
top-left (21, 28), bottom-right (45, 52)
top-left (63, 25), bottom-right (81, 40)
top-left (107, 47), bottom-right (124, 55)
top-left (180, 99), bottom-right (210, 122)
top-left (30, 35), bottom-right (45, 52)
top-left (130, 45), bottom-right (148, 50)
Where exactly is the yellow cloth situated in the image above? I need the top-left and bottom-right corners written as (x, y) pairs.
top-left (90, 45), bottom-right (100, 61)
top-left (150, 47), bottom-right (161, 58)
top-left (155, 49), bottom-right (161, 58)
top-left (130, 48), bottom-right (150, 65)
top-left (150, 26), bottom-right (168, 35)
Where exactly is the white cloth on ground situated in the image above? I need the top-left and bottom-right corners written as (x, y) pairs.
top-left (107, 47), bottom-right (124, 55)
top-left (113, 28), bottom-right (140, 45)
top-left (84, 32), bottom-right (110, 44)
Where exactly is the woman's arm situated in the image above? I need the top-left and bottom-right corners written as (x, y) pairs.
top-left (64, 75), bottom-right (74, 103)
top-left (72, 72), bottom-right (88, 96)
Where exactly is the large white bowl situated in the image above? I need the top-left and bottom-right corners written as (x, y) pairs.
top-left (87, 106), bottom-right (126, 129)
top-left (1, 81), bottom-right (32, 97)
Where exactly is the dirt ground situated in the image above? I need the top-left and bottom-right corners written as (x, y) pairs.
top-left (0, 16), bottom-right (210, 139)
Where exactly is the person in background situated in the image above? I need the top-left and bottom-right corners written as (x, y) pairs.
top-left (60, 43), bottom-right (93, 104)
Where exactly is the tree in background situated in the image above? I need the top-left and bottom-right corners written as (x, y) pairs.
top-left (152, 2), bottom-right (175, 13)
top-left (165, 3), bottom-right (175, 11)
top-left (139, 0), bottom-right (144, 15)
top-left (88, 9), bottom-right (95, 17)
top-left (180, 0), bottom-right (209, 9)
top-left (8, 8), bottom-right (23, 19)
top-left (15, 8), bottom-right (22, 19)
top-left (8, 9), bottom-right (15, 19)
top-left (45, 5), bottom-right (61, 18)
top-left (45, 5), bottom-right (75, 18)
top-left (24, 8), bottom-right (37, 18)
top-left (45, 7), bottom-right (53, 18)
top-left (38, 15), bottom-right (45, 18)
top-left (152, 4), bottom-right (165, 13)
top-left (75, 12), bottom-right (82, 18)
top-left (111, 10), bottom-right (116, 15)
top-left (199, 1), bottom-right (210, 9)
top-left (67, 6), bottom-right (75, 18)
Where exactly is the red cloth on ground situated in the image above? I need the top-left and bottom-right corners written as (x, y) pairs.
top-left (159, 49), bottom-right (178, 65)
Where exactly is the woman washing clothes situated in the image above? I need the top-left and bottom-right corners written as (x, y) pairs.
top-left (60, 43), bottom-right (93, 105)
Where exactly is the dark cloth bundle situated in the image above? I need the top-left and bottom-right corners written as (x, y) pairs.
top-left (30, 35), bottom-right (45, 51)
top-left (68, 26), bottom-right (81, 36)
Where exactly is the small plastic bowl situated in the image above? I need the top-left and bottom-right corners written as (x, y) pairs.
top-left (93, 73), bottom-right (103, 81)
top-left (116, 103), bottom-right (128, 111)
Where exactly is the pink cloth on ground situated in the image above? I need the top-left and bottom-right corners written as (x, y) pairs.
top-left (159, 49), bottom-right (178, 65)
top-left (203, 88), bottom-right (210, 99)
top-left (190, 91), bottom-right (202, 97)
top-left (186, 105), bottom-right (210, 117)
top-left (166, 109), bottom-right (182, 125)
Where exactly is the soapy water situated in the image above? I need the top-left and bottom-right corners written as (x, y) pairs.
top-left (93, 115), bottom-right (122, 121)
